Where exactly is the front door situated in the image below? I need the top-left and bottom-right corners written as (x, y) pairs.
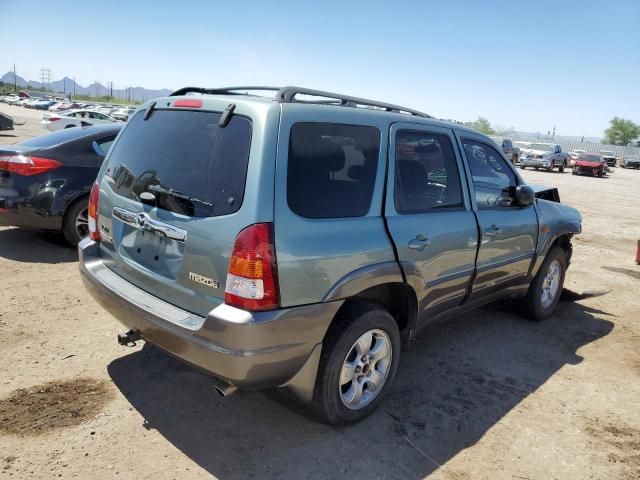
top-left (457, 133), bottom-right (538, 300)
top-left (385, 123), bottom-right (478, 322)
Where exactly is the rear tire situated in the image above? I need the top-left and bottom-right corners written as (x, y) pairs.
top-left (310, 303), bottom-right (400, 425)
top-left (520, 165), bottom-right (526, 170)
top-left (558, 161), bottom-right (565, 172)
top-left (519, 246), bottom-right (566, 321)
top-left (62, 196), bottom-right (90, 246)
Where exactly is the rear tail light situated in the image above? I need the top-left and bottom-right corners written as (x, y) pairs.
top-left (0, 155), bottom-right (62, 176)
top-left (224, 223), bottom-right (279, 311)
top-left (88, 181), bottom-right (100, 241)
top-left (47, 116), bottom-right (61, 122)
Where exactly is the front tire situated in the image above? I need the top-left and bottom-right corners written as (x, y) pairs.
top-left (558, 161), bottom-right (565, 172)
top-left (311, 303), bottom-right (400, 425)
top-left (520, 246), bottom-right (566, 321)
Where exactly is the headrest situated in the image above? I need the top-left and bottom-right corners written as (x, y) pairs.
top-left (415, 143), bottom-right (440, 154)
top-left (398, 159), bottom-right (427, 179)
top-left (292, 136), bottom-right (345, 172)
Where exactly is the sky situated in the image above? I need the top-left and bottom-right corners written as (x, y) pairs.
top-left (1, 0), bottom-right (639, 138)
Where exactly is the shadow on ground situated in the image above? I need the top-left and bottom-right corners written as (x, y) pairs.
top-left (108, 300), bottom-right (613, 479)
top-left (0, 227), bottom-right (77, 263)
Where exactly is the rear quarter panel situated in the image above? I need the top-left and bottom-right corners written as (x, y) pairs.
top-left (274, 104), bottom-right (398, 307)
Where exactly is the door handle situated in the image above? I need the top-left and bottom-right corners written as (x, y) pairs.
top-left (408, 234), bottom-right (431, 251)
top-left (484, 225), bottom-right (502, 237)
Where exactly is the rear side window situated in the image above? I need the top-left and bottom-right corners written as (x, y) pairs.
top-left (394, 131), bottom-right (464, 213)
top-left (287, 123), bottom-right (380, 218)
top-left (104, 110), bottom-right (251, 217)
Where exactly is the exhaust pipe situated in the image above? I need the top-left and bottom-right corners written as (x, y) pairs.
top-left (214, 381), bottom-right (237, 397)
top-left (117, 329), bottom-right (142, 346)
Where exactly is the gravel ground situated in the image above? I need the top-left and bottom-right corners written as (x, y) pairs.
top-left (1, 103), bottom-right (639, 480)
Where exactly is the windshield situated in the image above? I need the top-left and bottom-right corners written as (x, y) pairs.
top-left (103, 109), bottom-right (252, 217)
top-left (579, 155), bottom-right (602, 163)
top-left (529, 144), bottom-right (554, 152)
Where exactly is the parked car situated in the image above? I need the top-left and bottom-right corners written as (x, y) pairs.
top-left (520, 143), bottom-right (570, 172)
top-left (78, 86), bottom-right (582, 425)
top-left (600, 151), bottom-right (617, 167)
top-left (110, 107), bottom-right (137, 122)
top-left (490, 137), bottom-right (520, 164)
top-left (572, 153), bottom-right (607, 177)
top-left (5, 95), bottom-right (21, 105)
top-left (0, 113), bottom-right (14, 131)
top-left (34, 99), bottom-right (57, 110)
top-left (567, 149), bottom-right (586, 167)
top-left (0, 124), bottom-right (122, 245)
top-left (42, 110), bottom-right (118, 132)
top-left (621, 155), bottom-right (640, 169)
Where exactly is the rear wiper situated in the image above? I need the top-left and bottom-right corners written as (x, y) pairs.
top-left (147, 185), bottom-right (214, 207)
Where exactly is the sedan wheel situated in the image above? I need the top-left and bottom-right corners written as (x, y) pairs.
top-left (62, 197), bottom-right (91, 246)
top-left (75, 207), bottom-right (89, 240)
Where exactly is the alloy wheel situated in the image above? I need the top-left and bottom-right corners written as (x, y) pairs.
top-left (339, 329), bottom-right (392, 410)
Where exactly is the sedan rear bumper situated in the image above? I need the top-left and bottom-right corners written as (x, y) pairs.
top-left (79, 239), bottom-right (342, 399)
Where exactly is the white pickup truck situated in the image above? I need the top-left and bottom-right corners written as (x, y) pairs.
top-left (519, 143), bottom-right (570, 172)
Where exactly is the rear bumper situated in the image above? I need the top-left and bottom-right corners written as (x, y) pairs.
top-left (0, 189), bottom-right (63, 231)
top-left (79, 239), bottom-right (342, 396)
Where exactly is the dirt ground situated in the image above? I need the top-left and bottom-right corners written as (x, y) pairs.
top-left (1, 103), bottom-right (639, 480)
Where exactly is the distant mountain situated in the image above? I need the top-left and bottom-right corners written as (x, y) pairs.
top-left (0, 72), bottom-right (172, 102)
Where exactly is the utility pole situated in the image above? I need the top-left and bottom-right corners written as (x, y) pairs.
top-left (12, 64), bottom-right (17, 92)
top-left (551, 125), bottom-right (556, 141)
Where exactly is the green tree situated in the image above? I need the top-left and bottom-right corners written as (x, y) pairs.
top-left (494, 124), bottom-right (516, 137)
top-left (603, 117), bottom-right (640, 146)
top-left (470, 117), bottom-right (495, 135)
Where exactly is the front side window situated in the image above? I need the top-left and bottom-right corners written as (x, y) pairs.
top-left (462, 139), bottom-right (517, 209)
top-left (394, 131), bottom-right (463, 213)
top-left (287, 123), bottom-right (380, 218)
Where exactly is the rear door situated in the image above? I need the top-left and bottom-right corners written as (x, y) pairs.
top-left (457, 132), bottom-right (538, 300)
top-left (385, 123), bottom-right (478, 321)
top-left (96, 102), bottom-right (277, 316)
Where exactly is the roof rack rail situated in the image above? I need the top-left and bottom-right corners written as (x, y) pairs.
top-left (169, 86), bottom-right (281, 97)
top-left (169, 85), bottom-right (432, 118)
top-left (275, 86), bottom-right (432, 118)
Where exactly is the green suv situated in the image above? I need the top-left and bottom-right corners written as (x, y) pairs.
top-left (79, 86), bottom-right (581, 425)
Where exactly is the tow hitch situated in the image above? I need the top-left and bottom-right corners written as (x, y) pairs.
top-left (117, 329), bottom-right (142, 346)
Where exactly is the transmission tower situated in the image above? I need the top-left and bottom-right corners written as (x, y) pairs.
top-left (40, 68), bottom-right (52, 92)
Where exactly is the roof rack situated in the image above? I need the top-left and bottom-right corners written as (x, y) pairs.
top-left (169, 85), bottom-right (432, 118)
top-left (275, 86), bottom-right (432, 118)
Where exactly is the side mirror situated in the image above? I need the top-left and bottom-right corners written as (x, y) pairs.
top-left (514, 185), bottom-right (535, 207)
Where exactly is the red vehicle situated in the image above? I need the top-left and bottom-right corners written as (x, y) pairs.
top-left (572, 153), bottom-right (606, 177)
